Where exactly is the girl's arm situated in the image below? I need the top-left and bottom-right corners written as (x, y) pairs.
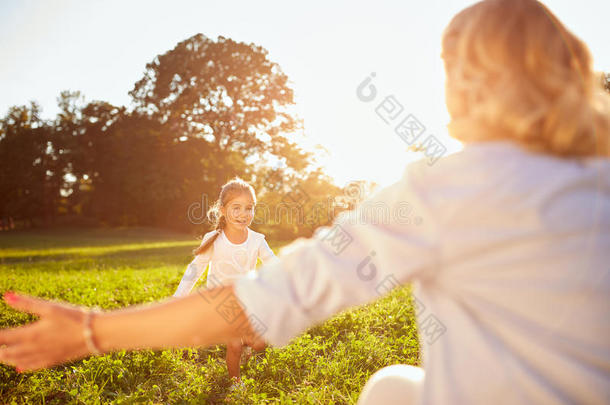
top-left (258, 237), bottom-right (276, 264)
top-left (0, 286), bottom-right (259, 371)
top-left (173, 234), bottom-right (214, 297)
top-left (173, 256), bottom-right (209, 298)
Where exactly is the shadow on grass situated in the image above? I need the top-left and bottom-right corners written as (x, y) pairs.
top-left (0, 254), bottom-right (74, 264)
top-left (0, 244), bottom-right (197, 268)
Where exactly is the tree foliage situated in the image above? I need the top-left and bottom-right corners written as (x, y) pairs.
top-left (0, 35), bottom-right (344, 238)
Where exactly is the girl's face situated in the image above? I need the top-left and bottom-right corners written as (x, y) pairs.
top-left (221, 193), bottom-right (255, 230)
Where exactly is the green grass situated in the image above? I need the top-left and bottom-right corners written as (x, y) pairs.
top-left (0, 227), bottom-right (420, 404)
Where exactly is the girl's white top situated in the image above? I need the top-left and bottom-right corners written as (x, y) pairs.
top-left (173, 228), bottom-right (275, 297)
top-left (233, 141), bottom-right (610, 405)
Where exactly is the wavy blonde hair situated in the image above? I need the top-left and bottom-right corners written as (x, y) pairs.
top-left (441, 0), bottom-right (610, 157)
top-left (192, 177), bottom-right (256, 256)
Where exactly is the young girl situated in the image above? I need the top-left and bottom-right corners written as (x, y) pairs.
top-left (173, 177), bottom-right (275, 386)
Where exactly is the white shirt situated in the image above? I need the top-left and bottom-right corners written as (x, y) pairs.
top-left (173, 227), bottom-right (275, 297)
top-left (234, 141), bottom-right (610, 404)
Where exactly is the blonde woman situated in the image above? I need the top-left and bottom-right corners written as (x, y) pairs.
top-left (1, 0), bottom-right (608, 403)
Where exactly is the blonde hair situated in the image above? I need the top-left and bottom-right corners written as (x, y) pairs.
top-left (193, 177), bottom-right (256, 256)
top-left (441, 0), bottom-right (610, 157)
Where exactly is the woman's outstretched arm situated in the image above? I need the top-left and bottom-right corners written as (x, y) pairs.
top-left (0, 286), bottom-right (259, 372)
top-left (0, 166), bottom-right (436, 371)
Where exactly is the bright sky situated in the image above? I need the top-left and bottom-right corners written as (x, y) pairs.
top-left (1, 0), bottom-right (608, 188)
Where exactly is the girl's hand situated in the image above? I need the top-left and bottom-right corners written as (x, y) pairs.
top-left (0, 291), bottom-right (95, 372)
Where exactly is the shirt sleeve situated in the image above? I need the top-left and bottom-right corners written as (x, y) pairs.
top-left (173, 233), bottom-right (215, 298)
top-left (233, 164), bottom-right (438, 346)
top-left (258, 236), bottom-right (276, 264)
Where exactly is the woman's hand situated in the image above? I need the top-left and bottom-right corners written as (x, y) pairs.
top-left (0, 286), bottom-right (265, 372)
top-left (0, 291), bottom-right (95, 372)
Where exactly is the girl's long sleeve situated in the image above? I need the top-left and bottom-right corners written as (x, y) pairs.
top-left (173, 254), bottom-right (211, 297)
top-left (258, 237), bottom-right (276, 264)
top-left (173, 234), bottom-right (215, 298)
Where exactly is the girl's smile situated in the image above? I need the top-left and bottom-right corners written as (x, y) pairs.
top-left (222, 193), bottom-right (255, 229)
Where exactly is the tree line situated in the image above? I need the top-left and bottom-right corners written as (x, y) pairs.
top-left (0, 34), bottom-right (369, 241)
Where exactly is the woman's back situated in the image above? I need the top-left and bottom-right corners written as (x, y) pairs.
top-left (409, 141), bottom-right (610, 404)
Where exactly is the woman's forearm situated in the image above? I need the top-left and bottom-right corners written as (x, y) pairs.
top-left (0, 285), bottom-right (261, 372)
top-left (93, 286), bottom-right (253, 353)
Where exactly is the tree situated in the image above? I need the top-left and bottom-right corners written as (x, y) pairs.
top-left (0, 102), bottom-right (61, 227)
top-left (130, 34), bottom-right (312, 178)
top-left (125, 34), bottom-right (318, 230)
top-left (1, 35), bottom-right (340, 234)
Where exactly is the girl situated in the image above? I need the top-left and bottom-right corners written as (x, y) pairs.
top-left (1, 1), bottom-right (609, 404)
top-left (173, 177), bottom-right (275, 386)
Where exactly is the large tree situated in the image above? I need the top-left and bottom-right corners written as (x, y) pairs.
top-left (130, 34), bottom-right (311, 177)
top-left (124, 34), bottom-right (317, 230)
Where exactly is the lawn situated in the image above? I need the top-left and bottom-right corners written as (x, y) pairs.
top-left (0, 227), bottom-right (420, 404)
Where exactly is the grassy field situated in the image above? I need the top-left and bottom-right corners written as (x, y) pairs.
top-left (0, 227), bottom-right (420, 404)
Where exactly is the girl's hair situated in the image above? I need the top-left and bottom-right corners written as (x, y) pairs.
top-left (192, 176), bottom-right (256, 256)
top-left (441, 0), bottom-right (610, 157)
